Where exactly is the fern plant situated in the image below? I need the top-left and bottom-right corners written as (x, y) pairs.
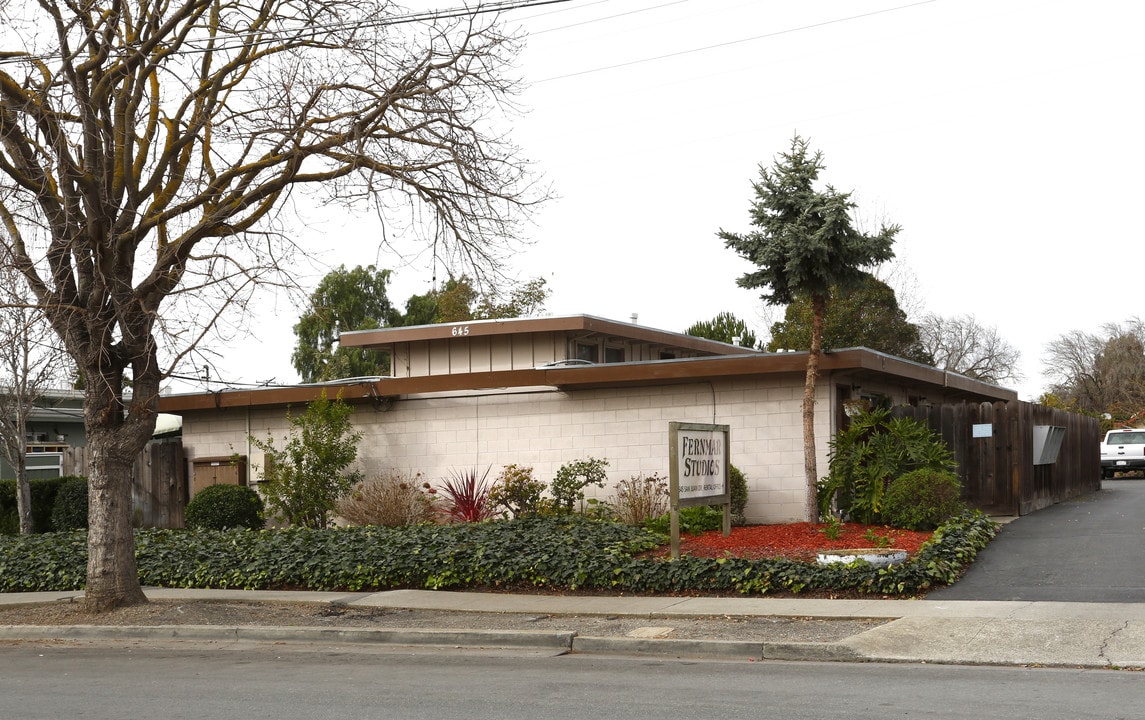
top-left (817, 408), bottom-right (956, 525)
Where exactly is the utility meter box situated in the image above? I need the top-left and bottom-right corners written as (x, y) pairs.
top-left (1032, 426), bottom-right (1066, 466)
top-left (191, 456), bottom-right (247, 496)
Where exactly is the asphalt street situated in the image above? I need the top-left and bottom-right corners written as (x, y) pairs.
top-left (927, 479), bottom-right (1145, 602)
top-left (2, 646), bottom-right (1142, 720)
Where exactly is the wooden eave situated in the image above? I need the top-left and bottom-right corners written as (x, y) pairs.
top-left (337, 314), bottom-right (758, 356)
top-left (158, 347), bottom-right (1015, 413)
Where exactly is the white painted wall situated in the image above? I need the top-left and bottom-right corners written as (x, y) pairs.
top-left (181, 374), bottom-right (833, 524)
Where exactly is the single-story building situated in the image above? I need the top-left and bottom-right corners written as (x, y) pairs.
top-left (159, 315), bottom-right (1017, 524)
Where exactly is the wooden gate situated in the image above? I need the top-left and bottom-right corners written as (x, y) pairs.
top-left (62, 440), bottom-right (187, 528)
top-left (892, 401), bottom-right (1100, 516)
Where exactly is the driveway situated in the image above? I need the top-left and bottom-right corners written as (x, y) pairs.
top-left (927, 479), bottom-right (1145, 602)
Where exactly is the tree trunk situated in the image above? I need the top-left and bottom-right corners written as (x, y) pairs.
top-left (802, 293), bottom-right (826, 522)
top-left (16, 464), bottom-right (32, 535)
top-left (83, 427), bottom-right (148, 611)
top-left (81, 374), bottom-right (155, 612)
top-left (83, 425), bottom-right (148, 613)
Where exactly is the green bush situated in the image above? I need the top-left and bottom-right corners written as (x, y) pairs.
top-left (817, 408), bottom-right (956, 524)
top-left (252, 392), bottom-right (363, 528)
top-left (882, 469), bottom-right (966, 530)
top-left (50, 476), bottom-right (89, 531)
top-left (184, 484), bottom-right (266, 530)
top-left (0, 477), bottom-right (71, 534)
top-left (550, 457), bottom-right (609, 512)
top-left (729, 464), bottom-right (748, 525)
top-left (644, 504), bottom-right (724, 536)
top-left (488, 464), bottom-right (547, 518)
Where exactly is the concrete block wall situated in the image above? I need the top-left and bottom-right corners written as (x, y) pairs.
top-left (183, 375), bottom-right (831, 524)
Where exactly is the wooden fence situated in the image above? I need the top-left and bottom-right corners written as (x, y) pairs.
top-left (62, 439), bottom-right (187, 529)
top-left (892, 400), bottom-right (1101, 516)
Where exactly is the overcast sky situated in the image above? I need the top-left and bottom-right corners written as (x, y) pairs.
top-left (187, 0), bottom-right (1143, 401)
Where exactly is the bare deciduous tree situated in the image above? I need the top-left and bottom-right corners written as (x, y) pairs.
top-left (0, 252), bottom-right (70, 534)
top-left (1043, 320), bottom-right (1145, 419)
top-left (918, 313), bottom-right (1022, 386)
top-left (0, 0), bottom-right (544, 610)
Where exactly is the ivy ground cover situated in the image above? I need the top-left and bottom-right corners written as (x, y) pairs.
top-left (0, 513), bottom-right (997, 597)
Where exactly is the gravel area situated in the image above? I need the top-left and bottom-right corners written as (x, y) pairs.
top-left (0, 600), bottom-right (887, 643)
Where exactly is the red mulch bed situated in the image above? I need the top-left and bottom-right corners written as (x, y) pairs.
top-left (649, 522), bottom-right (933, 562)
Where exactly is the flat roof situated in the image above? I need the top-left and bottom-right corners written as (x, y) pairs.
top-left (158, 347), bottom-right (1017, 413)
top-left (338, 314), bottom-right (759, 356)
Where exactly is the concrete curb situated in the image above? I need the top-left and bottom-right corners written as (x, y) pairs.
top-left (0, 625), bottom-right (578, 651)
top-left (572, 636), bottom-right (764, 660)
top-left (2, 620), bottom-right (1141, 667)
top-left (0, 624), bottom-right (869, 662)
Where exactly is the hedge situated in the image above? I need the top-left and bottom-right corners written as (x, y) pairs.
top-left (0, 477), bottom-right (75, 535)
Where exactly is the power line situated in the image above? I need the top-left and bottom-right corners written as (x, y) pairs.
top-left (0, 0), bottom-right (572, 66)
top-left (526, 0), bottom-right (688, 35)
top-left (533, 0), bottom-right (939, 83)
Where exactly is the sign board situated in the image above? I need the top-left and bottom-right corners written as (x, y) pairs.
top-left (972, 423), bottom-right (993, 438)
top-left (668, 422), bottom-right (731, 559)
top-left (670, 422), bottom-right (731, 506)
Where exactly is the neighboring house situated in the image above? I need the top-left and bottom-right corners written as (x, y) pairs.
top-left (160, 315), bottom-right (1017, 524)
top-left (0, 389), bottom-right (87, 480)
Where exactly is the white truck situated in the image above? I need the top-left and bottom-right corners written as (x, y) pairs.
top-left (1100, 428), bottom-right (1145, 478)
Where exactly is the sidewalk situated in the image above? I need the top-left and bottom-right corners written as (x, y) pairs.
top-left (3, 588), bottom-right (1144, 668)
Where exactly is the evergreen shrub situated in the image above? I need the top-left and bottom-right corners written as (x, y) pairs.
top-left (488, 464), bottom-right (547, 518)
top-left (729, 464), bottom-right (748, 525)
top-left (882, 468), bottom-right (966, 531)
top-left (50, 476), bottom-right (89, 531)
top-left (817, 408), bottom-right (956, 524)
top-left (0, 477), bottom-right (71, 534)
top-left (644, 504), bottom-right (723, 536)
top-left (184, 483), bottom-right (265, 530)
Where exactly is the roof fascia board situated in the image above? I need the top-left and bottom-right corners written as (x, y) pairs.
top-left (159, 348), bottom-right (1015, 413)
top-left (338, 314), bottom-right (756, 356)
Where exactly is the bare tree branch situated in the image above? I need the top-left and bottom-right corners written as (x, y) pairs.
top-left (918, 313), bottom-right (1022, 386)
top-left (0, 0), bottom-right (546, 609)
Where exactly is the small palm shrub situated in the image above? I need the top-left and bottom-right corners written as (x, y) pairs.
top-left (438, 467), bottom-right (497, 523)
top-left (612, 472), bottom-right (668, 526)
top-left (184, 484), bottom-right (265, 530)
top-left (882, 468), bottom-right (966, 530)
top-left (488, 464), bottom-right (547, 518)
top-left (51, 476), bottom-right (89, 531)
top-left (336, 470), bottom-right (437, 527)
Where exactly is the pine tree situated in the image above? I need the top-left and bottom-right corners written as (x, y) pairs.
top-left (719, 136), bottom-right (898, 520)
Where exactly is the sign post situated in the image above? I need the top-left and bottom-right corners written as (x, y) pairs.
top-left (668, 421), bottom-right (731, 560)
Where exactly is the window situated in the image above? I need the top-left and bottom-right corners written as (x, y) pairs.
top-left (603, 345), bottom-right (625, 363)
top-left (574, 342), bottom-right (599, 363)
